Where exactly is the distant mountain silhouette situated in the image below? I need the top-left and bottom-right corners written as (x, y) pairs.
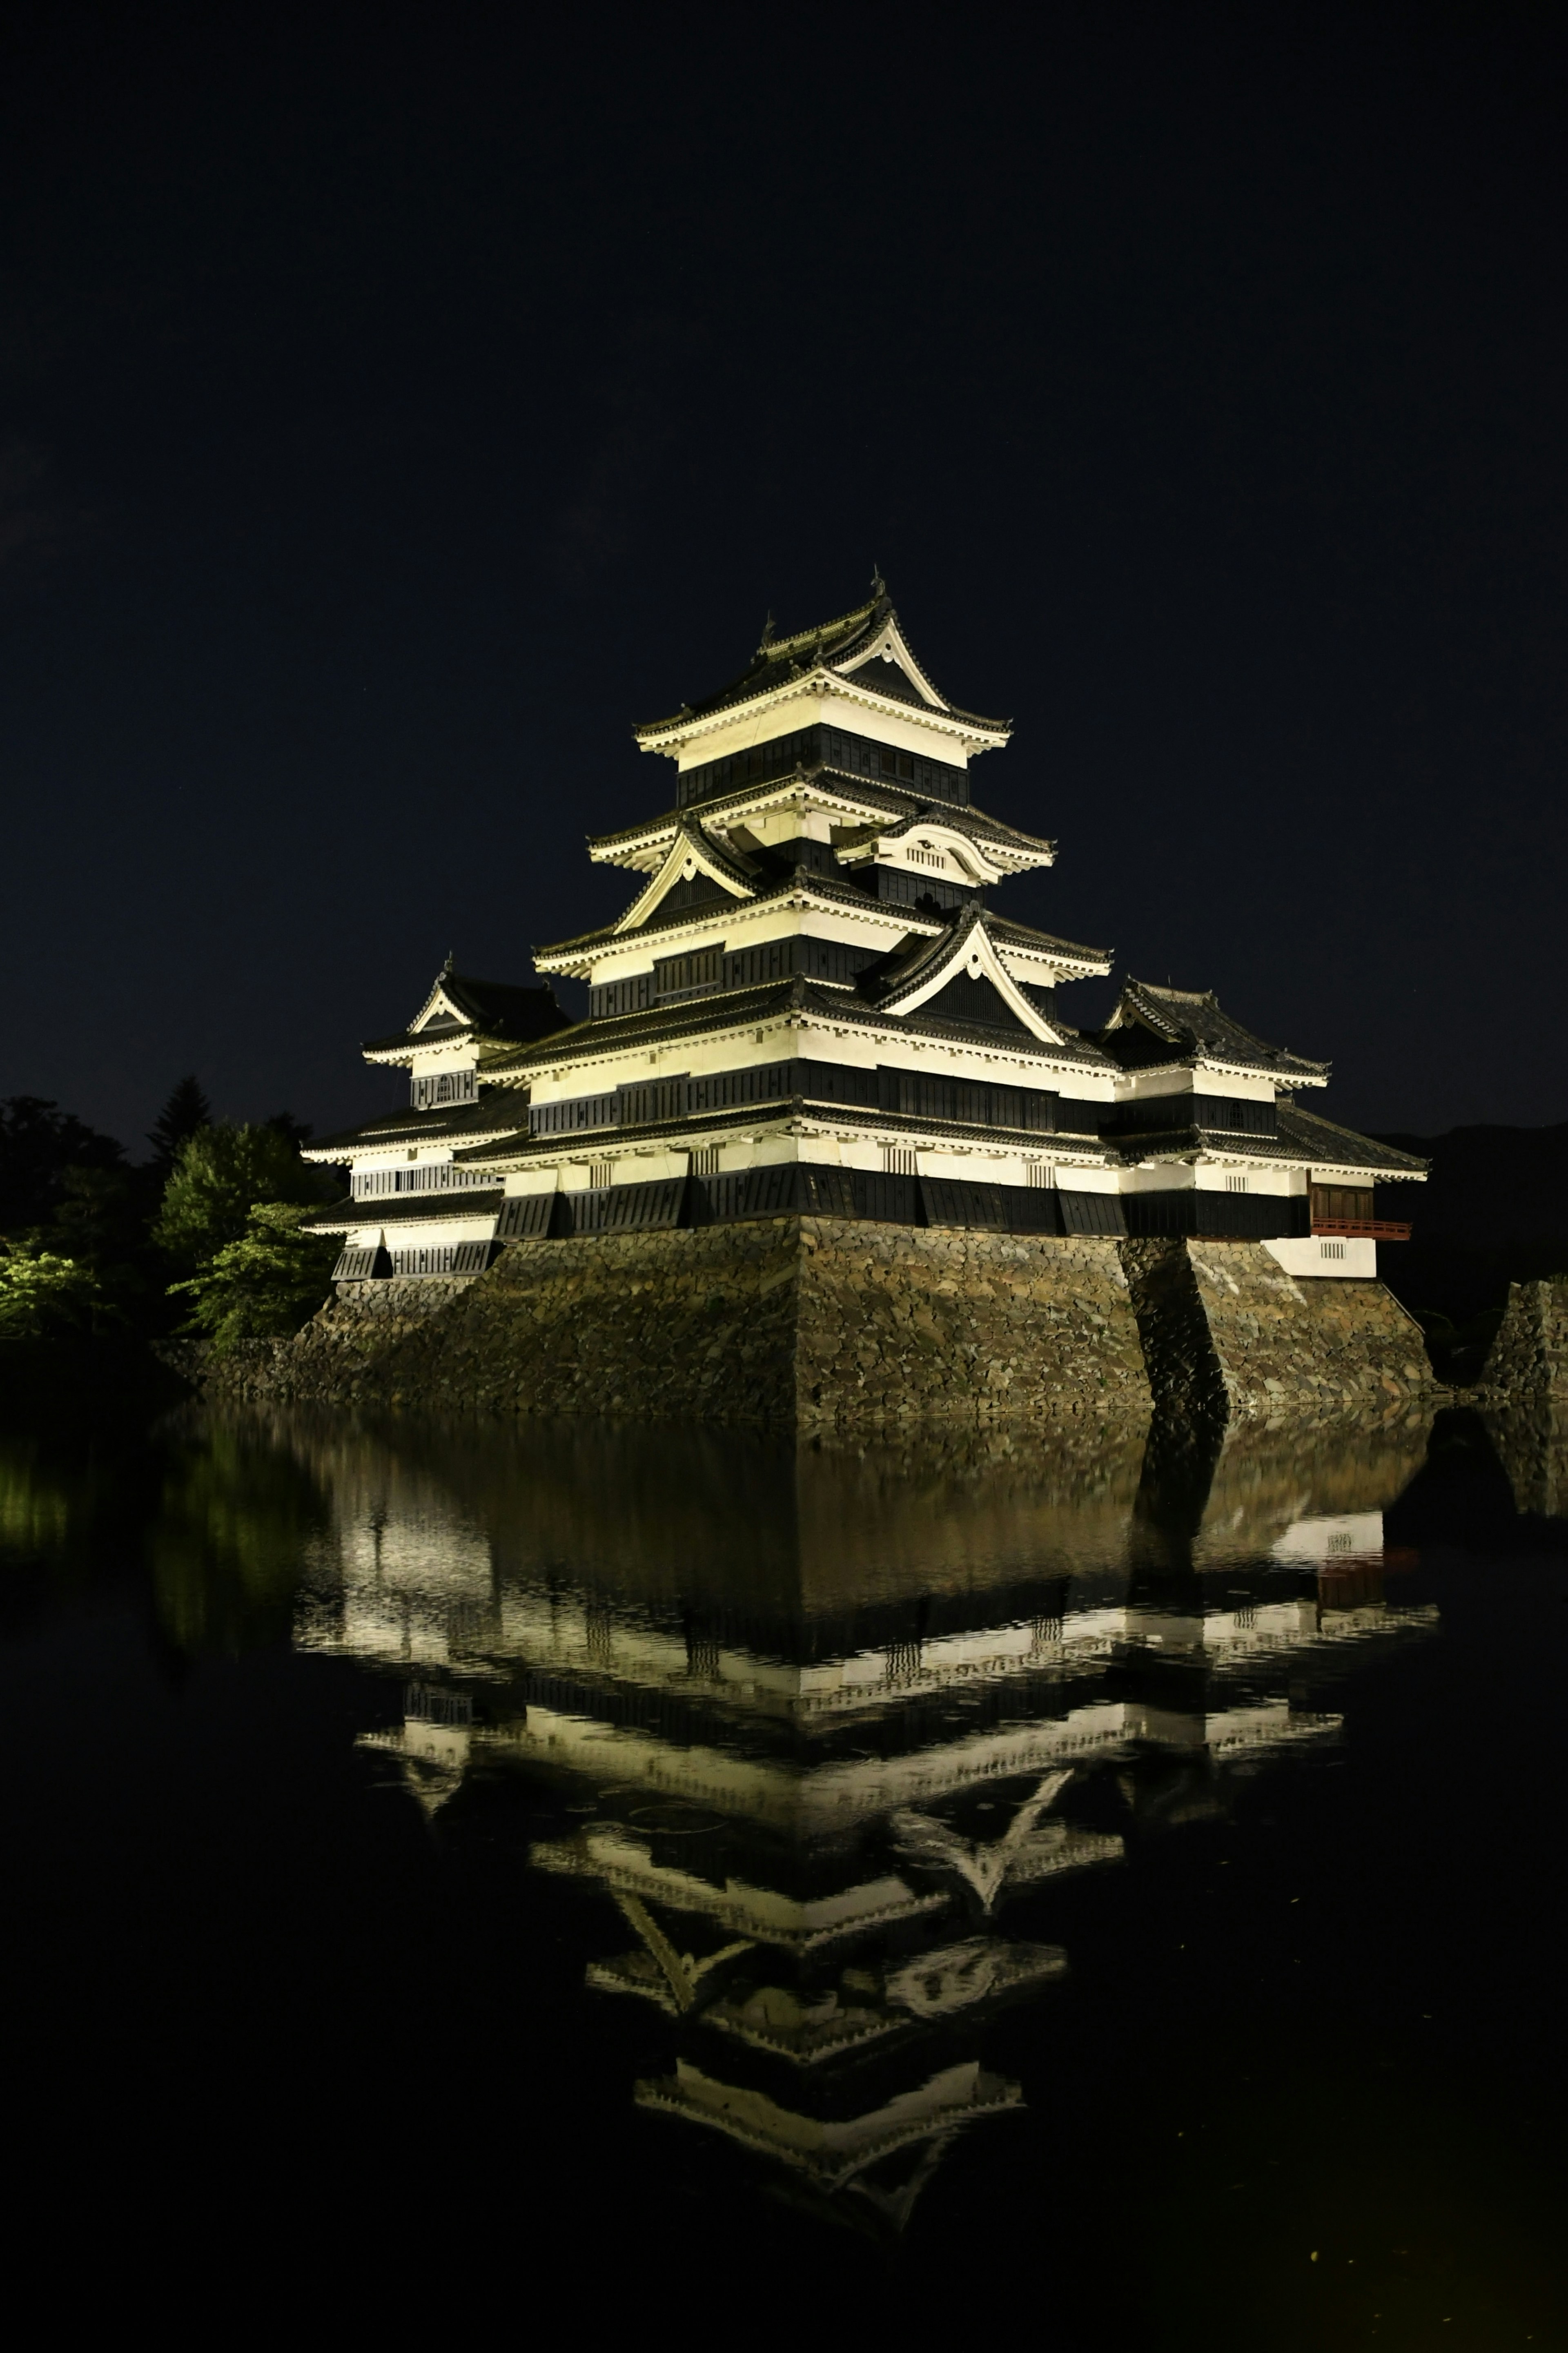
top-left (1372, 1122), bottom-right (1568, 1247)
top-left (1370, 1123), bottom-right (1568, 1371)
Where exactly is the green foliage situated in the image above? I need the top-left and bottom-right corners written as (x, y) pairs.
top-left (169, 1201), bottom-right (339, 1351)
top-left (0, 1239), bottom-right (118, 1338)
top-left (153, 1121), bottom-right (329, 1270)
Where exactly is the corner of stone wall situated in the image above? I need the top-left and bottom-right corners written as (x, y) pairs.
top-left (1476, 1278), bottom-right (1568, 1404)
top-left (1118, 1238), bottom-right (1228, 1426)
top-left (1182, 1241), bottom-right (1435, 1424)
top-left (1472, 1277), bottom-right (1568, 1517)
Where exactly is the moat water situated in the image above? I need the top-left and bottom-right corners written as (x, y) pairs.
top-left (1, 1399), bottom-right (1562, 2346)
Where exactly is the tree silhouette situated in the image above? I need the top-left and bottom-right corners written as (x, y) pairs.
top-left (147, 1076), bottom-right (212, 1174)
top-left (0, 1097), bottom-right (125, 1233)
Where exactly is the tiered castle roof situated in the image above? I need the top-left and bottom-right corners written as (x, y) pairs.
top-left (302, 578), bottom-right (1425, 1268)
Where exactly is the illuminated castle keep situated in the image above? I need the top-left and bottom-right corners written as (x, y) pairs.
top-left (303, 579), bottom-right (1422, 1281)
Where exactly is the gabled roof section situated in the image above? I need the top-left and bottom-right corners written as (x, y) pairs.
top-left (871, 907), bottom-right (1069, 1045)
top-left (361, 962), bottom-right (571, 1065)
top-left (1099, 979), bottom-right (1330, 1085)
top-left (534, 866), bottom-right (936, 975)
top-left (1275, 1101), bottom-right (1428, 1179)
top-left (634, 576), bottom-right (1010, 752)
top-left (478, 971), bottom-right (1116, 1092)
top-left (590, 777), bottom-right (1049, 876)
top-left (610, 818), bottom-right (759, 936)
top-left (831, 806), bottom-right (1052, 885)
top-left (987, 912), bottom-right (1113, 982)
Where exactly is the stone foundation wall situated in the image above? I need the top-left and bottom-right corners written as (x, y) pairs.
top-left (1477, 1279), bottom-right (1568, 1404)
top-left (1123, 1239), bottom-right (1434, 1426)
top-left (206, 1218), bottom-right (1151, 1431)
top-left (1476, 1279), bottom-right (1568, 1517)
top-left (793, 1224), bottom-right (1149, 1430)
top-left (203, 1222), bottom-right (1434, 1433)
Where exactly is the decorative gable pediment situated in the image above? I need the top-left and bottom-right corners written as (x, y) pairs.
top-left (408, 980), bottom-right (473, 1034)
top-left (612, 819), bottom-right (757, 936)
top-left (835, 616), bottom-right (948, 711)
top-left (877, 910), bottom-right (1069, 1044)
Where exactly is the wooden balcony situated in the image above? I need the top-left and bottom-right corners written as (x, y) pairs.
top-left (1310, 1219), bottom-right (1412, 1241)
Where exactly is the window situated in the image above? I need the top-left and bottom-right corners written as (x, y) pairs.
top-left (908, 844), bottom-right (946, 870)
top-left (882, 1145), bottom-right (917, 1176)
top-left (1225, 1174), bottom-right (1249, 1193)
top-left (589, 1159), bottom-right (614, 1190)
top-left (1320, 1240), bottom-right (1345, 1260)
top-left (690, 1146), bottom-right (720, 1178)
top-left (410, 1067), bottom-right (477, 1112)
top-left (1026, 1163), bottom-right (1056, 1188)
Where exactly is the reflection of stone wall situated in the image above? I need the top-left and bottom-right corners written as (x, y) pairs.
top-left (204, 1218), bottom-right (1153, 1433)
top-left (1123, 1239), bottom-right (1434, 1426)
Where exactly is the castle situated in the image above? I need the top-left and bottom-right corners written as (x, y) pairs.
top-left (301, 578), bottom-right (1423, 1290)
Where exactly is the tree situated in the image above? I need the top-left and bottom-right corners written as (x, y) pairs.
top-left (152, 1122), bottom-right (330, 1271)
top-left (168, 1203), bottom-right (339, 1352)
top-left (146, 1076), bottom-right (212, 1176)
top-left (0, 1097), bottom-right (125, 1233)
top-left (0, 1241), bottom-right (118, 1339)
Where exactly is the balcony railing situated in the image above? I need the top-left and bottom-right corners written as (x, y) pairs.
top-left (1311, 1219), bottom-right (1412, 1241)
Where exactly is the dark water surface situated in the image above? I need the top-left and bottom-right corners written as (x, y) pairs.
top-left (2, 1402), bottom-right (1563, 2345)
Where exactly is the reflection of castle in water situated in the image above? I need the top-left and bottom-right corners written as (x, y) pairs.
top-left (278, 1413), bottom-right (1436, 2231)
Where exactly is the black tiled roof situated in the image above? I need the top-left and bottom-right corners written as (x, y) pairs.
top-left (1275, 1102), bottom-right (1428, 1176)
top-left (634, 586), bottom-right (1008, 739)
top-left (1105, 1107), bottom-right (1429, 1174)
top-left (363, 971), bottom-right (569, 1056)
top-left (1098, 979), bottom-right (1330, 1081)
top-left (535, 868), bottom-right (940, 964)
top-left (489, 972), bottom-right (1117, 1078)
top-left (987, 912), bottom-right (1113, 969)
top-left (303, 1097), bottom-right (528, 1156)
top-left (588, 770), bottom-right (1049, 862)
top-left (302, 1186), bottom-right (505, 1234)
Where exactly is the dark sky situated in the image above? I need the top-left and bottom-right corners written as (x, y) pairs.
top-left (2, 3), bottom-right (1564, 1153)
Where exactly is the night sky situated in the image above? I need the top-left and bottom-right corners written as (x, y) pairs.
top-left (2, 4), bottom-right (1564, 1153)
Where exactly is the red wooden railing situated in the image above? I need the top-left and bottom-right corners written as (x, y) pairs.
top-left (1310, 1219), bottom-right (1412, 1241)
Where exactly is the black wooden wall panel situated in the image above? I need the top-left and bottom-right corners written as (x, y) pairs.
top-left (850, 1171), bottom-right (922, 1224)
top-left (557, 1178), bottom-right (689, 1235)
top-left (919, 1176), bottom-right (1013, 1231)
top-left (332, 1243), bottom-right (392, 1281)
top-left (1060, 1190), bottom-right (1129, 1237)
top-left (495, 1192), bottom-right (555, 1240)
top-left (1122, 1192), bottom-right (1308, 1239)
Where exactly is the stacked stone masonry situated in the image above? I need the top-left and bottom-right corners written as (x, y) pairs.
top-left (206, 1221), bottom-right (1436, 1433)
top-left (1477, 1277), bottom-right (1568, 1518)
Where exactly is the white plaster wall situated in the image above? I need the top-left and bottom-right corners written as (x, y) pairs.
top-left (1193, 1164), bottom-right (1302, 1195)
top-left (1111, 1067), bottom-right (1276, 1103)
top-left (1263, 1237), bottom-right (1378, 1279)
top-left (347, 1216), bottom-right (496, 1251)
